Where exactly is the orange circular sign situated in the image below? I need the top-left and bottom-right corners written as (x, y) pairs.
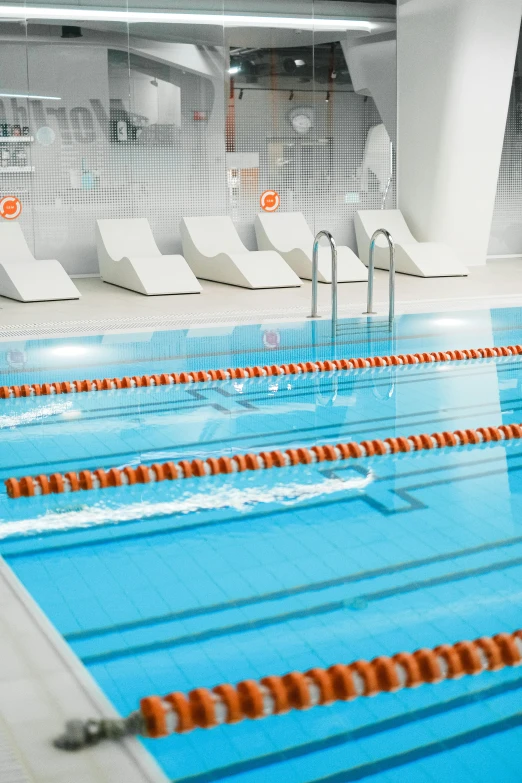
top-left (260, 190), bottom-right (280, 212)
top-left (0, 196), bottom-right (22, 220)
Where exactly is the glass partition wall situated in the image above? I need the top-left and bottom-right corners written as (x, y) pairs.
top-left (0, 1), bottom-right (396, 274)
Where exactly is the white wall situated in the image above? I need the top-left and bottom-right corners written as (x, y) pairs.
top-left (110, 68), bottom-right (181, 128)
top-left (397, 0), bottom-right (522, 267)
top-left (342, 35), bottom-right (396, 146)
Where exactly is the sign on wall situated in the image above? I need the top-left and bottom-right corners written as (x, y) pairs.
top-left (0, 196), bottom-right (22, 220)
top-left (260, 190), bottom-right (280, 212)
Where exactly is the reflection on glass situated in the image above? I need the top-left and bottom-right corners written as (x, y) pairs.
top-left (224, 0), bottom-right (396, 251)
top-left (0, 1), bottom-right (396, 270)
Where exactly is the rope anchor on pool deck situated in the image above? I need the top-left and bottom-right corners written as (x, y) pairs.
top-left (2, 343), bottom-right (521, 399)
top-left (6, 422), bottom-right (522, 499)
top-left (54, 628), bottom-right (522, 750)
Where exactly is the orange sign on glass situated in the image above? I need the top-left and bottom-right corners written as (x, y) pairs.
top-left (260, 190), bottom-right (280, 212)
top-left (0, 196), bottom-right (22, 220)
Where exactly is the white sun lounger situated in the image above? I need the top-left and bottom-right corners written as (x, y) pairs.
top-left (255, 211), bottom-right (368, 283)
top-left (180, 216), bottom-right (302, 289)
top-left (0, 223), bottom-right (80, 302)
top-left (354, 209), bottom-right (468, 277)
top-left (96, 218), bottom-right (202, 296)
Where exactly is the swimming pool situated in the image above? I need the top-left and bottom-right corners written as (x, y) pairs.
top-left (1, 307), bottom-right (522, 782)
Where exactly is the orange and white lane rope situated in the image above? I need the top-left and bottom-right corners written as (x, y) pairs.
top-left (2, 344), bottom-right (521, 399)
top-left (6, 422), bottom-right (522, 499)
top-left (54, 628), bottom-right (522, 749)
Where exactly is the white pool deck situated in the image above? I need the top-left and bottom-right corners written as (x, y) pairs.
top-left (0, 559), bottom-right (169, 783)
top-left (0, 259), bottom-right (521, 338)
top-left (1, 258), bottom-right (522, 782)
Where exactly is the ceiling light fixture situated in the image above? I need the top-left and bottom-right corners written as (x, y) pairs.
top-left (228, 65), bottom-right (241, 75)
top-left (294, 59), bottom-right (305, 67)
top-left (0, 6), bottom-right (375, 32)
top-left (0, 91), bottom-right (61, 100)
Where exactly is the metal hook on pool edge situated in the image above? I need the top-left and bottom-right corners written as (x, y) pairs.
top-left (54, 712), bottom-right (144, 751)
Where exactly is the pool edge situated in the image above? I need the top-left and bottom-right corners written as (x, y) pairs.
top-left (0, 556), bottom-right (169, 783)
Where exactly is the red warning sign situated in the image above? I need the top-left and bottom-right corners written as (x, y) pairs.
top-left (260, 190), bottom-right (280, 212)
top-left (0, 196), bottom-right (22, 220)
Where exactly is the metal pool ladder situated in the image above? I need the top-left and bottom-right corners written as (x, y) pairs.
top-left (364, 228), bottom-right (395, 328)
top-left (309, 230), bottom-right (338, 338)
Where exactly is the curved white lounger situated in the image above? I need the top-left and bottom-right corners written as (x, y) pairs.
top-left (0, 223), bottom-right (80, 302)
top-left (96, 218), bottom-right (201, 296)
top-left (180, 216), bottom-right (302, 289)
top-left (254, 212), bottom-right (368, 284)
top-left (355, 209), bottom-right (468, 278)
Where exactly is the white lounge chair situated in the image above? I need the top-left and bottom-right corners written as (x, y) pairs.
top-left (96, 218), bottom-right (202, 296)
top-left (355, 209), bottom-right (468, 277)
top-left (180, 216), bottom-right (302, 289)
top-left (0, 223), bottom-right (80, 302)
top-left (255, 212), bottom-right (368, 283)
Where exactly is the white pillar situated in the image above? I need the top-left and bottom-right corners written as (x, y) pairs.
top-left (397, 0), bottom-right (522, 266)
top-left (342, 36), bottom-right (397, 146)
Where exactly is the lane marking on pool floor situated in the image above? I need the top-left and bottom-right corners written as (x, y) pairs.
top-left (5, 421), bottom-right (522, 498)
top-left (1, 343), bottom-right (521, 399)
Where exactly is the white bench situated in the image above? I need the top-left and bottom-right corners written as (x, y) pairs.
top-left (355, 209), bottom-right (468, 277)
top-left (96, 218), bottom-right (201, 296)
top-left (0, 223), bottom-right (80, 302)
top-left (180, 216), bottom-right (302, 289)
top-left (255, 211), bottom-right (367, 283)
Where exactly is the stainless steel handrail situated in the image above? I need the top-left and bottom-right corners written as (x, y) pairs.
top-left (363, 227), bottom-right (395, 328)
top-left (309, 230), bottom-right (338, 337)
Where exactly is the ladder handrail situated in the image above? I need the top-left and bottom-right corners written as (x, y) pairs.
top-left (310, 230), bottom-right (338, 337)
top-left (364, 227), bottom-right (395, 328)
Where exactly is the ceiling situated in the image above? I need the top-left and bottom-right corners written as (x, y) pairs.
top-left (230, 42), bottom-right (353, 87)
top-left (0, 1), bottom-right (396, 50)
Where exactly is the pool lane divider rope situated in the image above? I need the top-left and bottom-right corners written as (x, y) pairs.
top-left (2, 344), bottom-right (521, 400)
top-left (6, 422), bottom-right (522, 499)
top-left (54, 627), bottom-right (522, 749)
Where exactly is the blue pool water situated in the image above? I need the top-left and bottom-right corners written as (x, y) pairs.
top-left (1, 308), bottom-right (522, 782)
